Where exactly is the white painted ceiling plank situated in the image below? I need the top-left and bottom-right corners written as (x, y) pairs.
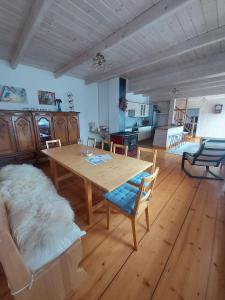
top-left (11, 0), bottom-right (54, 68)
top-left (217, 0), bottom-right (225, 26)
top-left (141, 75), bottom-right (225, 94)
top-left (55, 0), bottom-right (194, 78)
top-left (186, 0), bottom-right (207, 35)
top-left (143, 82), bottom-right (225, 97)
top-left (128, 53), bottom-right (225, 92)
top-left (201, 0), bottom-right (219, 31)
top-left (85, 26), bottom-right (225, 84)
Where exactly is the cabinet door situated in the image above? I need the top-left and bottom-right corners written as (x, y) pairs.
top-left (145, 104), bottom-right (149, 116)
top-left (12, 113), bottom-right (36, 152)
top-left (0, 114), bottom-right (16, 154)
top-left (67, 114), bottom-right (80, 144)
top-left (135, 103), bottom-right (141, 117)
top-left (52, 114), bottom-right (69, 145)
top-left (33, 113), bottom-right (54, 149)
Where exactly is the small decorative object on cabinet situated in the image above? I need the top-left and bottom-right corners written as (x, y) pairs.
top-left (54, 98), bottom-right (62, 112)
top-left (66, 92), bottom-right (75, 111)
top-left (0, 110), bottom-right (80, 167)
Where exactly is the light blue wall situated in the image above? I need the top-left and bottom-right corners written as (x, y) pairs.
top-left (0, 59), bottom-right (99, 141)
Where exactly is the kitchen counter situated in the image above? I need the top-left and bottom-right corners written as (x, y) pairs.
top-left (125, 126), bottom-right (152, 141)
top-left (153, 126), bottom-right (184, 148)
top-left (111, 131), bottom-right (138, 137)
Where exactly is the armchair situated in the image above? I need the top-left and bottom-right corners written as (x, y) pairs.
top-left (181, 138), bottom-right (225, 180)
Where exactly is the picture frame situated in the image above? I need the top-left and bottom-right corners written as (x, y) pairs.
top-left (0, 85), bottom-right (27, 103)
top-left (38, 90), bottom-right (55, 105)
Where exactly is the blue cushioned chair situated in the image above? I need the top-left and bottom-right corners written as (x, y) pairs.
top-left (104, 167), bottom-right (159, 250)
top-left (128, 147), bottom-right (157, 187)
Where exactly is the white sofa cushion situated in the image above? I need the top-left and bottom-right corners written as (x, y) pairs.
top-left (0, 164), bottom-right (85, 273)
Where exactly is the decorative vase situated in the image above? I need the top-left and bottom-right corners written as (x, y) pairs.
top-left (57, 103), bottom-right (61, 112)
top-left (54, 98), bottom-right (62, 112)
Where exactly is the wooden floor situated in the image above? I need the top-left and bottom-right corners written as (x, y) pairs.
top-left (1, 149), bottom-right (225, 300)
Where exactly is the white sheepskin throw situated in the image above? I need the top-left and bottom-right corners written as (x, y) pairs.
top-left (0, 164), bottom-right (85, 272)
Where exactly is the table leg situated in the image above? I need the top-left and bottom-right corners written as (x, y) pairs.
top-left (50, 159), bottom-right (59, 190)
top-left (84, 179), bottom-right (93, 225)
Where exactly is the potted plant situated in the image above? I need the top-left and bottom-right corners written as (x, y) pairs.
top-left (119, 97), bottom-right (127, 112)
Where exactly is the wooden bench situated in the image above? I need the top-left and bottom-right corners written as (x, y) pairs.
top-left (0, 200), bottom-right (86, 300)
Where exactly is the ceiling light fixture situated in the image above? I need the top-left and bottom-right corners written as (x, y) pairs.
top-left (90, 52), bottom-right (112, 72)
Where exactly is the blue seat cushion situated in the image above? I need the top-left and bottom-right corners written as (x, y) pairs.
top-left (128, 171), bottom-right (152, 186)
top-left (104, 183), bottom-right (146, 215)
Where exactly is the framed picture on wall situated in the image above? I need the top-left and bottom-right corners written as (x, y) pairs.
top-left (0, 85), bottom-right (27, 103)
top-left (38, 90), bottom-right (55, 105)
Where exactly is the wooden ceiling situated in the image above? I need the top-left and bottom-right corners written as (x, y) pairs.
top-left (1, 0), bottom-right (225, 99)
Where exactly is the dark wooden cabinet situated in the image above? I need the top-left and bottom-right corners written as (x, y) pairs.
top-left (52, 114), bottom-right (69, 145)
top-left (32, 112), bottom-right (54, 149)
top-left (11, 112), bottom-right (36, 152)
top-left (67, 113), bottom-right (80, 144)
top-left (0, 110), bottom-right (80, 167)
top-left (0, 112), bottom-right (16, 155)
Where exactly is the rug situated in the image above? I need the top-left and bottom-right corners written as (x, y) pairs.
top-left (0, 164), bottom-right (85, 272)
top-left (166, 142), bottom-right (200, 156)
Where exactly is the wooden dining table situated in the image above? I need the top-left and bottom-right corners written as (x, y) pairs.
top-left (42, 144), bottom-right (152, 224)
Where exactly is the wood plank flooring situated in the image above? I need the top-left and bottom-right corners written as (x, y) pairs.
top-left (0, 150), bottom-right (225, 300)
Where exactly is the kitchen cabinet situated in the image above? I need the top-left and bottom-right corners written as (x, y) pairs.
top-left (138, 126), bottom-right (152, 141)
top-left (126, 102), bottom-right (149, 117)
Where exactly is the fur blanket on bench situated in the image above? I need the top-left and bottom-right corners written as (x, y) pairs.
top-left (0, 164), bottom-right (85, 272)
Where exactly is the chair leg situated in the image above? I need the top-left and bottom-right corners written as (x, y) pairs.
top-left (181, 152), bottom-right (186, 169)
top-left (106, 204), bottom-right (110, 229)
top-left (131, 217), bottom-right (138, 251)
top-left (145, 205), bottom-right (150, 232)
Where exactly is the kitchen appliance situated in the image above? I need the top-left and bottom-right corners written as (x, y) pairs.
top-left (110, 132), bottom-right (138, 157)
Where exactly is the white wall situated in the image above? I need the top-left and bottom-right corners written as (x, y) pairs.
top-left (0, 59), bottom-right (98, 141)
top-left (109, 78), bottom-right (120, 133)
top-left (187, 96), bottom-right (225, 138)
top-left (98, 78), bottom-right (120, 133)
top-left (98, 80), bottom-right (109, 127)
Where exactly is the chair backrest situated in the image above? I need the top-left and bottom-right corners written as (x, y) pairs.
top-left (193, 139), bottom-right (225, 166)
top-left (137, 147), bottom-right (157, 172)
top-left (77, 138), bottom-right (83, 145)
top-left (113, 144), bottom-right (128, 156)
top-left (87, 137), bottom-right (96, 148)
top-left (101, 140), bottom-right (113, 152)
top-left (133, 167), bottom-right (159, 214)
top-left (46, 139), bottom-right (61, 149)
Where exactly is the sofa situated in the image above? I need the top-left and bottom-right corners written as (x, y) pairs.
top-left (0, 164), bottom-right (86, 300)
